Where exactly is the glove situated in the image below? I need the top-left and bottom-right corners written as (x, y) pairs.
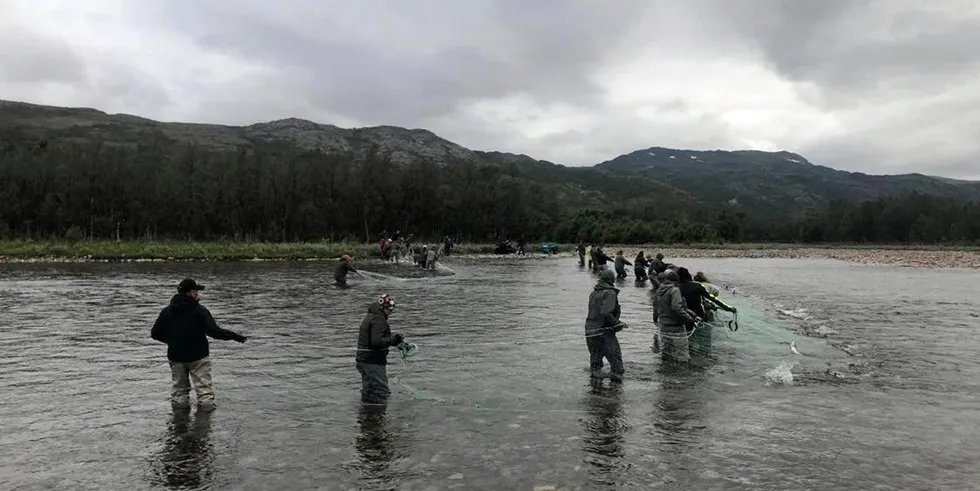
top-left (391, 333), bottom-right (404, 346)
top-left (730, 307), bottom-right (738, 314)
top-left (234, 334), bottom-right (248, 343)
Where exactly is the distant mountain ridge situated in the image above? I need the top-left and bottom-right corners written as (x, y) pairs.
top-left (2, 98), bottom-right (978, 219)
top-left (594, 146), bottom-right (980, 216)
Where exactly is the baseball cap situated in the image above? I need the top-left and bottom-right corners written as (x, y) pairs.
top-left (177, 278), bottom-right (206, 293)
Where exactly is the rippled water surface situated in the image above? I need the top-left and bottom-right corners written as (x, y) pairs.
top-left (2, 256), bottom-right (980, 490)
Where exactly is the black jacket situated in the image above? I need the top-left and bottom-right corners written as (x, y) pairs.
top-left (593, 250), bottom-right (613, 266)
top-left (679, 279), bottom-right (734, 318)
top-left (334, 260), bottom-right (356, 282)
top-left (356, 303), bottom-right (394, 365)
top-left (649, 259), bottom-right (667, 275)
top-left (151, 294), bottom-right (244, 363)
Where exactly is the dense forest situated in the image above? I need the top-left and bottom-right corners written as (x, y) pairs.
top-left (1, 137), bottom-right (978, 245)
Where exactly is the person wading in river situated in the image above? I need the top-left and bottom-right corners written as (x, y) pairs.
top-left (653, 270), bottom-right (698, 365)
top-left (151, 278), bottom-right (248, 411)
top-left (584, 269), bottom-right (626, 382)
top-left (334, 255), bottom-right (359, 287)
top-left (356, 294), bottom-right (404, 404)
top-left (676, 267), bottom-right (736, 361)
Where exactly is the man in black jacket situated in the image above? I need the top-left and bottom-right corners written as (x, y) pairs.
top-left (151, 278), bottom-right (247, 411)
top-left (676, 268), bottom-right (736, 361)
top-left (334, 255), bottom-right (359, 287)
top-left (356, 294), bottom-right (404, 403)
top-left (592, 246), bottom-right (613, 274)
top-left (648, 253), bottom-right (667, 277)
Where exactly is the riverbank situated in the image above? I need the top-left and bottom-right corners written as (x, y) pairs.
top-left (0, 240), bottom-right (493, 262)
top-left (1, 240), bottom-right (978, 268)
top-left (607, 245), bottom-right (980, 269)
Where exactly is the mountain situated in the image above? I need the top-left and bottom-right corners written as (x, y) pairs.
top-left (0, 99), bottom-right (480, 165)
top-left (595, 146), bottom-right (980, 217)
top-left (2, 99), bottom-right (979, 222)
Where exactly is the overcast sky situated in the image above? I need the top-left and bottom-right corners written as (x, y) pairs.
top-left (2, 0), bottom-right (979, 178)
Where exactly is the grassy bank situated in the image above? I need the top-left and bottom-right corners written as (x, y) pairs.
top-left (0, 239), bottom-right (978, 263)
top-left (0, 240), bottom-right (501, 261)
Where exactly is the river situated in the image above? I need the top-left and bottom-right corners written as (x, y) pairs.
top-left (1, 255), bottom-right (978, 490)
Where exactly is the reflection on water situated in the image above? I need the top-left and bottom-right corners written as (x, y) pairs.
top-left (581, 377), bottom-right (628, 487)
top-left (354, 403), bottom-right (397, 489)
top-left (152, 409), bottom-right (215, 490)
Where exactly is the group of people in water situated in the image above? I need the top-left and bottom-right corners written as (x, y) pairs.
top-left (151, 243), bottom-right (738, 411)
top-left (377, 230), bottom-right (453, 271)
top-left (581, 243), bottom-right (738, 382)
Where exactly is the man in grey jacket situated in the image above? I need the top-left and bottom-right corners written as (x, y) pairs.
top-left (653, 270), bottom-right (699, 364)
top-left (584, 269), bottom-right (626, 381)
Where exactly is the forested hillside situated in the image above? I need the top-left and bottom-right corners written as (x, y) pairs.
top-left (1, 99), bottom-right (979, 244)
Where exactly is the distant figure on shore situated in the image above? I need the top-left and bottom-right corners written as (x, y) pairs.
top-left (335, 255), bottom-right (359, 287)
top-left (585, 269), bottom-right (625, 382)
top-left (151, 278), bottom-right (247, 411)
top-left (356, 294), bottom-right (404, 404)
top-left (442, 235), bottom-right (454, 256)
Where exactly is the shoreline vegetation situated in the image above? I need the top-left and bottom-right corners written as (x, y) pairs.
top-left (1, 240), bottom-right (979, 269)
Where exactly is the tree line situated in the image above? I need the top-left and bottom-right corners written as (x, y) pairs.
top-left (0, 137), bottom-right (977, 245)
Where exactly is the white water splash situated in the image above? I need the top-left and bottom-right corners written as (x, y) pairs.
top-left (778, 308), bottom-right (811, 320)
top-left (765, 361), bottom-right (797, 386)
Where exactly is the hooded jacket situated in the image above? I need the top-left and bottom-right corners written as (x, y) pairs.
top-left (653, 275), bottom-right (696, 328)
top-left (634, 254), bottom-right (649, 271)
top-left (356, 303), bottom-right (394, 365)
top-left (151, 294), bottom-right (244, 363)
top-left (649, 258), bottom-right (667, 275)
top-left (585, 281), bottom-right (621, 334)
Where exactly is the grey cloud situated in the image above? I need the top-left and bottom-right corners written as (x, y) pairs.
top-left (719, 0), bottom-right (980, 105)
top-left (4, 0), bottom-right (980, 179)
top-left (0, 24), bottom-right (87, 85)
top-left (138, 0), bottom-right (648, 125)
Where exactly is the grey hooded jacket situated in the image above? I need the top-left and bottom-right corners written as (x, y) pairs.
top-left (585, 281), bottom-right (621, 334)
top-left (653, 272), bottom-right (697, 328)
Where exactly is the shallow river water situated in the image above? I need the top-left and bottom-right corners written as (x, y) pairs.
top-left (2, 255), bottom-right (979, 490)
